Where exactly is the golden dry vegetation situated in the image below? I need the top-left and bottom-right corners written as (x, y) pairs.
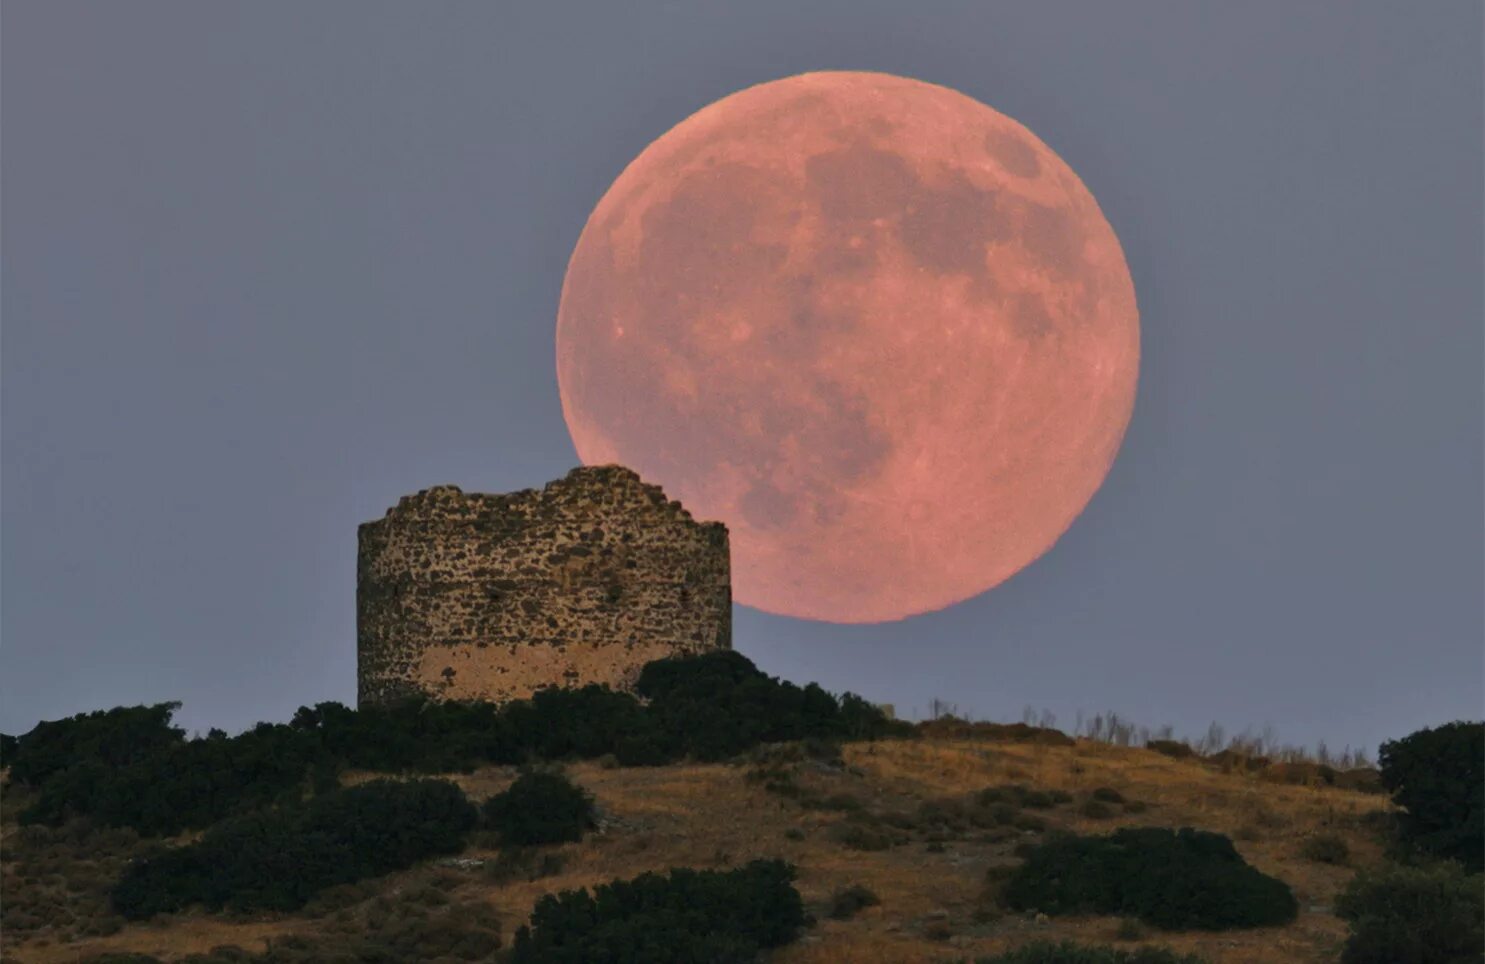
top-left (2, 732), bottom-right (1393, 964)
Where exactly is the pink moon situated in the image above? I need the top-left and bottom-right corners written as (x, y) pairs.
top-left (556, 71), bottom-right (1139, 623)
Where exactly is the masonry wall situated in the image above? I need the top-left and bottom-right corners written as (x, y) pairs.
top-left (357, 465), bottom-right (731, 706)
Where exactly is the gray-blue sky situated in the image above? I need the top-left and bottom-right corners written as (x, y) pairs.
top-left (3, 1), bottom-right (1480, 755)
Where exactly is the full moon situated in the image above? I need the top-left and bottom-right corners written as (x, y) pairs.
top-left (556, 71), bottom-right (1139, 623)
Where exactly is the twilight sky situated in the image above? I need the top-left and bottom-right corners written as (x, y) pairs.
top-left (3, 2), bottom-right (1480, 754)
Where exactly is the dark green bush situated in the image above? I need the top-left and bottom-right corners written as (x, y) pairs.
top-left (636, 650), bottom-right (909, 761)
top-left (482, 769), bottom-right (594, 846)
top-left (8, 703), bottom-right (186, 786)
top-left (828, 883), bottom-right (880, 919)
top-left (1079, 799), bottom-right (1117, 820)
top-left (1146, 740), bottom-right (1195, 760)
top-left (979, 784), bottom-right (1072, 809)
top-left (20, 721), bottom-right (333, 836)
top-left (111, 779), bottom-right (476, 918)
top-left (1378, 721), bottom-right (1484, 870)
top-left (1299, 833), bottom-right (1350, 865)
top-left (1003, 827), bottom-right (1297, 930)
top-left (1335, 860), bottom-right (1483, 964)
top-left (1091, 787), bottom-right (1126, 804)
top-left (973, 941), bottom-right (1207, 963)
top-left (13, 653), bottom-right (909, 837)
top-left (510, 859), bottom-right (804, 963)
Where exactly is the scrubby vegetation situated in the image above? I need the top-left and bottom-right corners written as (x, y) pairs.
top-left (1334, 860), bottom-right (1483, 964)
top-left (482, 769), bottom-right (594, 846)
top-left (110, 779), bottom-right (477, 919)
top-left (973, 942), bottom-right (1207, 963)
top-left (509, 859), bottom-right (805, 963)
top-left (77, 882), bottom-right (505, 963)
top-left (1298, 832), bottom-right (1350, 865)
top-left (1377, 720), bottom-right (1483, 870)
top-left (828, 883), bottom-right (880, 919)
top-left (5, 651), bottom-right (907, 838)
top-left (0, 820), bottom-right (144, 944)
top-left (1003, 827), bottom-right (1298, 930)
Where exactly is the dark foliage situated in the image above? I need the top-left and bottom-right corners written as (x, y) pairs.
top-left (7, 703), bottom-right (185, 786)
top-left (1, 819), bottom-right (143, 945)
top-left (509, 859), bottom-right (805, 964)
top-left (636, 650), bottom-right (911, 761)
top-left (1335, 860), bottom-right (1483, 964)
top-left (11, 652), bottom-right (906, 837)
top-left (1146, 740), bottom-right (1196, 760)
top-left (973, 942), bottom-right (1207, 964)
top-left (1378, 721), bottom-right (1484, 871)
top-left (979, 784), bottom-right (1073, 810)
top-left (1299, 833), bottom-right (1350, 865)
top-left (110, 779), bottom-right (477, 919)
top-left (1003, 827), bottom-right (1298, 930)
top-left (483, 769), bottom-right (594, 846)
top-left (20, 721), bottom-right (333, 836)
top-left (828, 883), bottom-right (880, 920)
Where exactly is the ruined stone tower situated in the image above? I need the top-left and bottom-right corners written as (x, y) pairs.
top-left (357, 465), bottom-right (731, 706)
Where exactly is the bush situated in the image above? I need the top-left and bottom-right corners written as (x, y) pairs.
top-left (19, 721), bottom-right (333, 836)
top-left (1146, 740), bottom-right (1196, 760)
top-left (482, 770), bottom-right (594, 846)
top-left (6, 703), bottom-right (186, 786)
top-left (1378, 721), bottom-right (1484, 870)
top-left (1335, 860), bottom-right (1482, 964)
top-left (1091, 787), bottom-right (1126, 804)
top-left (13, 653), bottom-right (912, 837)
top-left (636, 650), bottom-right (909, 761)
top-left (111, 779), bottom-right (477, 918)
top-left (509, 859), bottom-right (804, 963)
top-left (979, 784), bottom-right (1072, 809)
top-left (1079, 800), bottom-right (1117, 820)
top-left (974, 941), bottom-right (1207, 963)
top-left (1003, 827), bottom-right (1297, 930)
top-left (1299, 833), bottom-right (1350, 865)
top-left (828, 883), bottom-right (880, 919)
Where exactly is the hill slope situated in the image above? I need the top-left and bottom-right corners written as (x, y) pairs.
top-left (2, 730), bottom-right (1392, 963)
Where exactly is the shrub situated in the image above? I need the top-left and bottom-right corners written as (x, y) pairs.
top-left (830, 821), bottom-right (899, 852)
top-left (1003, 827), bottom-right (1298, 930)
top-left (979, 784), bottom-right (1071, 809)
top-left (828, 883), bottom-right (880, 919)
top-left (636, 650), bottom-right (907, 761)
top-left (1335, 860), bottom-right (1483, 964)
top-left (1091, 787), bottom-right (1126, 804)
top-left (485, 848), bottom-right (566, 885)
top-left (1080, 799), bottom-right (1117, 820)
top-left (1146, 740), bottom-right (1196, 760)
top-left (7, 703), bottom-right (186, 786)
top-left (13, 652), bottom-right (911, 838)
top-left (482, 770), bottom-right (593, 846)
top-left (20, 722), bottom-right (333, 836)
top-left (1378, 721), bottom-right (1484, 870)
top-left (510, 859), bottom-right (804, 963)
top-left (1299, 833), bottom-right (1350, 865)
top-left (111, 779), bottom-right (477, 918)
top-left (973, 941), bottom-right (1207, 963)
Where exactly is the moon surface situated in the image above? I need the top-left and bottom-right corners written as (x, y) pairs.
top-left (556, 71), bottom-right (1139, 623)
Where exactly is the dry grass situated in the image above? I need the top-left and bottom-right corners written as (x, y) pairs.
top-left (5, 734), bottom-right (1394, 964)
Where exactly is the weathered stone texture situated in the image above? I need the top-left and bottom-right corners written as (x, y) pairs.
top-left (357, 465), bottom-right (731, 706)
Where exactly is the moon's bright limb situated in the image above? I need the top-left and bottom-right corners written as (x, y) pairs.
top-left (556, 71), bottom-right (1139, 623)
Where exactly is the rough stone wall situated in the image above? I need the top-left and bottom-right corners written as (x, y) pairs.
top-left (357, 465), bottom-right (731, 706)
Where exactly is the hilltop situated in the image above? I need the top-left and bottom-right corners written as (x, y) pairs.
top-left (2, 717), bottom-right (1407, 963)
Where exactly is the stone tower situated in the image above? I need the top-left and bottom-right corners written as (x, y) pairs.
top-left (356, 465), bottom-right (731, 706)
